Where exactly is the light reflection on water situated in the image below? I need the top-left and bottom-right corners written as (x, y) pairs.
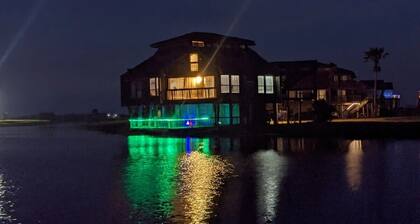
top-left (175, 152), bottom-right (233, 223)
top-left (123, 135), bottom-right (233, 223)
top-left (0, 174), bottom-right (16, 223)
top-left (122, 135), bottom-right (419, 223)
top-left (346, 140), bottom-right (363, 191)
top-left (254, 150), bottom-right (288, 223)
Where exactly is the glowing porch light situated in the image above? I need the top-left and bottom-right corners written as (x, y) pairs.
top-left (194, 75), bottom-right (203, 85)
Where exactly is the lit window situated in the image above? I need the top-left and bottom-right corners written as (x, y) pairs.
top-left (288, 91), bottom-right (296, 98)
top-left (258, 75), bottom-right (275, 94)
top-left (265, 76), bottom-right (274, 94)
top-left (204, 76), bottom-right (214, 88)
top-left (341, 75), bottom-right (348, 81)
top-left (190, 53), bottom-right (199, 72)
top-left (317, 89), bottom-right (327, 100)
top-left (149, 77), bottom-right (160, 96)
top-left (257, 76), bottom-right (265, 93)
top-left (167, 76), bottom-right (215, 100)
top-left (297, 90), bottom-right (304, 98)
top-left (333, 75), bottom-right (338, 82)
top-left (221, 75), bottom-right (230, 93)
top-left (231, 75), bottom-right (240, 93)
top-left (338, 89), bottom-right (346, 96)
top-left (192, 40), bottom-right (205, 47)
top-left (190, 53), bottom-right (198, 63)
top-left (190, 63), bottom-right (199, 72)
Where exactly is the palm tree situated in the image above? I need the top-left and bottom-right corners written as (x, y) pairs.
top-left (364, 48), bottom-right (389, 116)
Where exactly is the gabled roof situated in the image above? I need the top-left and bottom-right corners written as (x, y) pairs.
top-left (150, 32), bottom-right (255, 48)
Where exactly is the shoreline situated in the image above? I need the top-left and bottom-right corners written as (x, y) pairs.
top-left (85, 117), bottom-right (420, 139)
top-left (0, 119), bottom-right (50, 127)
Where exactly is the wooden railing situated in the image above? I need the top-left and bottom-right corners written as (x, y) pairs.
top-left (167, 88), bottom-right (216, 100)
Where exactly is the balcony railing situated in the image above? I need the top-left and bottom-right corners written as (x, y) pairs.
top-left (167, 88), bottom-right (216, 100)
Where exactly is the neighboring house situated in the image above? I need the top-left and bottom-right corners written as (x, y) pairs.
top-left (271, 61), bottom-right (371, 120)
top-left (359, 80), bottom-right (400, 115)
top-left (120, 32), bottom-right (398, 129)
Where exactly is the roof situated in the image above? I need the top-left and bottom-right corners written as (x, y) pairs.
top-left (271, 60), bottom-right (335, 69)
top-left (360, 80), bottom-right (394, 90)
top-left (150, 32), bottom-right (256, 48)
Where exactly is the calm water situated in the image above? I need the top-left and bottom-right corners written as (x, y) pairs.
top-left (0, 126), bottom-right (418, 223)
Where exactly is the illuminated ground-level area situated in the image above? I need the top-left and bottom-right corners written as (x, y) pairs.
top-left (129, 103), bottom-right (240, 129)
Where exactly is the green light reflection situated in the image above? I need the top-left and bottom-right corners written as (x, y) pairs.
top-left (123, 135), bottom-right (211, 221)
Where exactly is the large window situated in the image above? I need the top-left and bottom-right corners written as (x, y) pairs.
top-left (221, 75), bottom-right (230, 93)
top-left (190, 53), bottom-right (199, 72)
top-left (167, 76), bottom-right (216, 100)
top-left (258, 76), bottom-right (265, 93)
top-left (257, 75), bottom-right (274, 94)
top-left (231, 75), bottom-right (240, 93)
top-left (149, 77), bottom-right (160, 96)
top-left (220, 74), bottom-right (240, 94)
top-left (218, 103), bottom-right (240, 125)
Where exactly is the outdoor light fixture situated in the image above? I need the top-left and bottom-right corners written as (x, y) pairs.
top-left (194, 75), bottom-right (203, 85)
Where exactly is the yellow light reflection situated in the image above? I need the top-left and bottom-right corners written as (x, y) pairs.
top-left (346, 140), bottom-right (363, 191)
top-left (254, 150), bottom-right (288, 223)
top-left (173, 152), bottom-right (233, 223)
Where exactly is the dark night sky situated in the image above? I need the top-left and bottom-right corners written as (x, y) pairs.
top-left (1, 0), bottom-right (419, 115)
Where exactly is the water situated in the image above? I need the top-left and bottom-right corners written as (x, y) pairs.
top-left (0, 126), bottom-right (418, 223)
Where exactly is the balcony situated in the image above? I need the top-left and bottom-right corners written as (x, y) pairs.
top-left (167, 88), bottom-right (216, 100)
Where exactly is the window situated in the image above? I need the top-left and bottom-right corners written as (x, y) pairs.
top-left (218, 103), bottom-right (240, 125)
top-left (258, 76), bottom-right (265, 93)
top-left (232, 104), bottom-right (240, 124)
top-left (257, 75), bottom-right (274, 94)
top-left (219, 104), bottom-right (230, 125)
top-left (333, 75), bottom-right (338, 82)
top-left (297, 90), bottom-right (304, 98)
top-left (288, 90), bottom-right (296, 98)
top-left (167, 76), bottom-right (216, 100)
top-left (341, 75), bottom-right (348, 81)
top-left (192, 40), bottom-right (205, 47)
top-left (317, 89), bottom-right (327, 100)
top-left (220, 75), bottom-right (240, 94)
top-left (190, 53), bottom-right (199, 72)
top-left (149, 77), bottom-right (160, 96)
top-left (231, 75), bottom-right (240, 93)
top-left (130, 81), bottom-right (142, 99)
top-left (338, 89), bottom-right (346, 96)
top-left (265, 76), bottom-right (274, 94)
top-left (221, 75), bottom-right (230, 93)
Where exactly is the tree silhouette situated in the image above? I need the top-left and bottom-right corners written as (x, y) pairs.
top-left (313, 100), bottom-right (335, 122)
top-left (364, 47), bottom-right (389, 116)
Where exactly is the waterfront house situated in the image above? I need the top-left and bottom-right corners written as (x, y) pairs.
top-left (120, 32), bottom-right (397, 130)
top-left (120, 32), bottom-right (283, 129)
